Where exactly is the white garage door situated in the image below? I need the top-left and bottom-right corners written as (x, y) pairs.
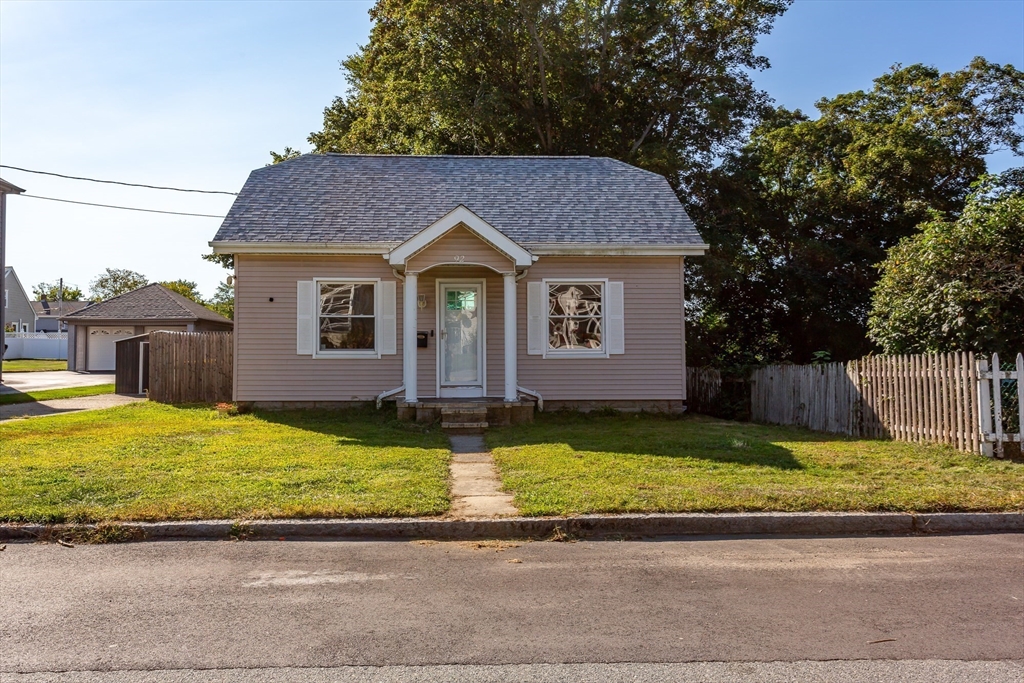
top-left (87, 327), bottom-right (135, 371)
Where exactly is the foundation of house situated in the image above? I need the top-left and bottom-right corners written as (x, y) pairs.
top-left (396, 398), bottom-right (535, 432)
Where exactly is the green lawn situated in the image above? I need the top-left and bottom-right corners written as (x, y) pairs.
top-left (487, 412), bottom-right (1024, 515)
top-left (0, 402), bottom-right (451, 523)
top-left (0, 384), bottom-right (115, 405)
top-left (2, 359), bottom-right (67, 372)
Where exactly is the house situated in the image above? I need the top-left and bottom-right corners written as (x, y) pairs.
top-left (211, 154), bottom-right (707, 419)
top-left (33, 299), bottom-right (91, 332)
top-left (3, 267), bottom-right (36, 333)
top-left (62, 283), bottom-right (233, 372)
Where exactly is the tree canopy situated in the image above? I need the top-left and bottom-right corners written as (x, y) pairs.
top-left (308, 0), bottom-right (790, 183)
top-left (686, 58), bottom-right (1024, 366)
top-left (159, 279), bottom-right (205, 304)
top-left (89, 268), bottom-right (149, 302)
top-left (32, 281), bottom-right (84, 302)
top-left (868, 173), bottom-right (1024, 356)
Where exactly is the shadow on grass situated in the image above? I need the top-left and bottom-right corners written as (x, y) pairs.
top-left (488, 410), bottom-right (824, 470)
top-left (248, 403), bottom-right (448, 450)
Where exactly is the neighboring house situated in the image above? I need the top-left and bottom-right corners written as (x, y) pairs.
top-left (62, 283), bottom-right (233, 372)
top-left (32, 299), bottom-right (91, 332)
top-left (3, 267), bottom-right (36, 333)
top-left (211, 154), bottom-right (708, 413)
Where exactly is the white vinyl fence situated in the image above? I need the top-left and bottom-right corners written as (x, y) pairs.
top-left (2, 332), bottom-right (68, 360)
top-left (750, 352), bottom-right (1023, 457)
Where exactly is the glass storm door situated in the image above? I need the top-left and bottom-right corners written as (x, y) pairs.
top-left (440, 283), bottom-right (484, 397)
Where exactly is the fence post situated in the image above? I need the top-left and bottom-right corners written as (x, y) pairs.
top-left (977, 357), bottom-right (994, 457)
top-left (991, 353), bottom-right (1004, 459)
top-left (1018, 353), bottom-right (1024, 448)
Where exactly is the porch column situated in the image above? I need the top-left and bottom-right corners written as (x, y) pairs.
top-left (503, 272), bottom-right (518, 402)
top-left (403, 273), bottom-right (418, 403)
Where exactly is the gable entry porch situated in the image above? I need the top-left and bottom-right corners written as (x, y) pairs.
top-left (387, 207), bottom-right (537, 431)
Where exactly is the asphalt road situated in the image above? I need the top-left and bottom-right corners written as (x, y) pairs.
top-left (2, 534), bottom-right (1022, 681)
top-left (0, 371), bottom-right (113, 394)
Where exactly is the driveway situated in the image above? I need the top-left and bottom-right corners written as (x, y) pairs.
top-left (0, 371), bottom-right (114, 394)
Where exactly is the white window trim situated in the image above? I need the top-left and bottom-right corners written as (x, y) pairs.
top-left (543, 278), bottom-right (609, 359)
top-left (312, 277), bottom-right (382, 359)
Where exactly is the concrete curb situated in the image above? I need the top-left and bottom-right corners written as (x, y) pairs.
top-left (1, 511), bottom-right (1021, 543)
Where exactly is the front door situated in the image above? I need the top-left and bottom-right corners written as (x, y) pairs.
top-left (439, 282), bottom-right (484, 398)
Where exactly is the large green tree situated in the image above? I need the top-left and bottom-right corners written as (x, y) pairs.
top-left (32, 281), bottom-right (84, 302)
top-left (686, 58), bottom-right (1024, 366)
top-left (308, 0), bottom-right (790, 183)
top-left (159, 279), bottom-right (205, 304)
top-left (89, 268), bottom-right (149, 301)
top-left (868, 173), bottom-right (1024, 355)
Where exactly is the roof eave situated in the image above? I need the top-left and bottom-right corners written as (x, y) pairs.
top-left (526, 243), bottom-right (708, 257)
top-left (210, 241), bottom-right (397, 255)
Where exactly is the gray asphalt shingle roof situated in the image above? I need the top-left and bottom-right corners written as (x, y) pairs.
top-left (62, 284), bottom-right (232, 324)
top-left (213, 154), bottom-right (704, 247)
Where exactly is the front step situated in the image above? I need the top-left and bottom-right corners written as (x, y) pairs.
top-left (441, 407), bottom-right (488, 433)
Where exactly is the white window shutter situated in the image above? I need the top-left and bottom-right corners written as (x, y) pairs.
top-left (527, 281), bottom-right (545, 355)
top-left (607, 281), bottom-right (625, 355)
top-left (378, 280), bottom-right (397, 355)
top-left (296, 280), bottom-right (314, 355)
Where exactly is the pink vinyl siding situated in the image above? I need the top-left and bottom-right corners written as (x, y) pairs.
top-left (518, 257), bottom-right (685, 401)
top-left (406, 226), bottom-right (515, 274)
top-left (234, 253), bottom-right (686, 403)
top-left (414, 266), bottom-right (505, 398)
top-left (234, 254), bottom-right (403, 401)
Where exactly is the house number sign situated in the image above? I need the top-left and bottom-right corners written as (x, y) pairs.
top-left (451, 255), bottom-right (465, 263)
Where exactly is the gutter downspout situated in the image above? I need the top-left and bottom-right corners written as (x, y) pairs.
top-left (376, 385), bottom-right (405, 409)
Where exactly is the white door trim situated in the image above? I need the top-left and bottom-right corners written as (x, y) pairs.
top-left (436, 279), bottom-right (486, 398)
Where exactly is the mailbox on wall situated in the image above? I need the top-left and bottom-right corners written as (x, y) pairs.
top-left (417, 331), bottom-right (429, 348)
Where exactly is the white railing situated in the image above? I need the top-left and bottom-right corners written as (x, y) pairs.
top-left (977, 353), bottom-right (1024, 458)
top-left (4, 332), bottom-right (67, 340)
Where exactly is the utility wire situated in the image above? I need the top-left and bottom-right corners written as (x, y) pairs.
top-left (0, 164), bottom-right (238, 195)
top-left (21, 194), bottom-right (226, 218)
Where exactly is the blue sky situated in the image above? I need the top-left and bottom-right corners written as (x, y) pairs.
top-left (1, 0), bottom-right (1021, 300)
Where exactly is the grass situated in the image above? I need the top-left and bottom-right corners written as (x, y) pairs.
top-left (0, 402), bottom-right (451, 523)
top-left (2, 359), bottom-right (67, 372)
top-left (487, 412), bottom-right (1024, 515)
top-left (0, 384), bottom-right (115, 405)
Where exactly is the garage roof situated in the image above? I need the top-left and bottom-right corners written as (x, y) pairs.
top-left (61, 284), bottom-right (232, 325)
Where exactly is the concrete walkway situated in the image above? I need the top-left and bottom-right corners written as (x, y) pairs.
top-left (448, 435), bottom-right (518, 518)
top-left (0, 394), bottom-right (144, 421)
top-left (0, 371), bottom-right (114, 394)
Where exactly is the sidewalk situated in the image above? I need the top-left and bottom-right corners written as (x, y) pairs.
top-left (0, 394), bottom-right (143, 421)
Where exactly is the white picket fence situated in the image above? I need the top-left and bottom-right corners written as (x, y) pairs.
top-left (2, 332), bottom-right (68, 360)
top-left (750, 352), bottom-right (1023, 457)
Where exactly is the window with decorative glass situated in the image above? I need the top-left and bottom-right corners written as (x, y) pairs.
top-left (318, 282), bottom-right (375, 352)
top-left (547, 282), bottom-right (603, 352)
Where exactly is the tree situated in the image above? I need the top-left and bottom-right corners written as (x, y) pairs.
top-left (308, 0), bottom-right (790, 184)
top-left (208, 281), bottom-right (234, 320)
top-left (159, 279), bottom-right (205, 304)
top-left (32, 281), bottom-right (84, 301)
top-left (686, 58), bottom-right (1024, 366)
top-left (89, 268), bottom-right (149, 301)
top-left (868, 173), bottom-right (1024, 355)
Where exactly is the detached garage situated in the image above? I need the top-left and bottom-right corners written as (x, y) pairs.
top-left (63, 284), bottom-right (233, 372)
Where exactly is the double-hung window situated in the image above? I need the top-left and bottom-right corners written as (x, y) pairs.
top-left (317, 281), bottom-right (376, 354)
top-left (547, 280), bottom-right (605, 355)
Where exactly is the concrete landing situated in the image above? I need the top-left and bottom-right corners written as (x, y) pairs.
top-left (448, 435), bottom-right (518, 518)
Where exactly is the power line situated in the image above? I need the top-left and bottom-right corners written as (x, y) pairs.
top-left (0, 164), bottom-right (238, 195)
top-left (21, 194), bottom-right (226, 218)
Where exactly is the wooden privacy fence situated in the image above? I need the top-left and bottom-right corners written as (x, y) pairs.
top-left (148, 331), bottom-right (232, 404)
top-left (750, 352), bottom-right (1024, 456)
top-left (686, 367), bottom-right (722, 414)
